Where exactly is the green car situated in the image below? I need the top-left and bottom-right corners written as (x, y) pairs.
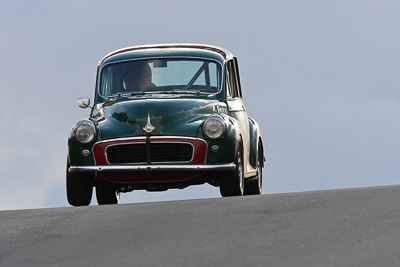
top-left (67, 44), bottom-right (265, 206)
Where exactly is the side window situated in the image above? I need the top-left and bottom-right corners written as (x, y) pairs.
top-left (233, 58), bottom-right (243, 98)
top-left (227, 58), bottom-right (242, 98)
top-left (226, 62), bottom-right (233, 97)
top-left (227, 59), bottom-right (241, 99)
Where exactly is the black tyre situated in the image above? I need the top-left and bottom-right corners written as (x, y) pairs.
top-left (219, 141), bottom-right (245, 197)
top-left (244, 142), bottom-right (263, 195)
top-left (96, 179), bottom-right (120, 205)
top-left (66, 161), bottom-right (94, 206)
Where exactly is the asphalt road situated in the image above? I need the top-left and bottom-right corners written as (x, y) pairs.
top-left (1, 185), bottom-right (400, 266)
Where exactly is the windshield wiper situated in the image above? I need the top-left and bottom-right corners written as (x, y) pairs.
top-left (104, 92), bottom-right (150, 99)
top-left (168, 90), bottom-right (210, 95)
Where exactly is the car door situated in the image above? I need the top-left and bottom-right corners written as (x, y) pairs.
top-left (226, 58), bottom-right (254, 176)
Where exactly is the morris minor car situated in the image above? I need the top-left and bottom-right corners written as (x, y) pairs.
top-left (67, 44), bottom-right (265, 206)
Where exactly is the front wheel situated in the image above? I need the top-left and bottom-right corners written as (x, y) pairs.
top-left (66, 161), bottom-right (94, 206)
top-left (96, 179), bottom-right (120, 205)
top-left (219, 141), bottom-right (244, 197)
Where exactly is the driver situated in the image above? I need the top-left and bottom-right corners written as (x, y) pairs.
top-left (122, 62), bottom-right (154, 91)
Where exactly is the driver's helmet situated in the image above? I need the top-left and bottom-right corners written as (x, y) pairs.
top-left (122, 62), bottom-right (151, 90)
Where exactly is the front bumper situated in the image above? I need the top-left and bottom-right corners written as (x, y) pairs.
top-left (68, 163), bottom-right (236, 173)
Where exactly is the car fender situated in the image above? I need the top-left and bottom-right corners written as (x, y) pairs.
top-left (224, 114), bottom-right (255, 175)
top-left (198, 113), bottom-right (241, 164)
top-left (222, 114), bottom-right (257, 178)
top-left (248, 116), bottom-right (264, 169)
top-left (68, 118), bottom-right (99, 167)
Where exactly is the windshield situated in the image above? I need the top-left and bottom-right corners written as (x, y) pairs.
top-left (99, 58), bottom-right (222, 97)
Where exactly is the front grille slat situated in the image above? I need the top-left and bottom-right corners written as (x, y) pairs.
top-left (106, 143), bottom-right (193, 164)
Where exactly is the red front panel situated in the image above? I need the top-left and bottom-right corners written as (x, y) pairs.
top-left (92, 137), bottom-right (208, 184)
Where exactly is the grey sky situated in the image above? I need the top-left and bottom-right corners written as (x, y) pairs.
top-left (1, 0), bottom-right (399, 210)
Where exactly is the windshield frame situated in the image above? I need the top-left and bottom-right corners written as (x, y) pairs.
top-left (97, 57), bottom-right (224, 99)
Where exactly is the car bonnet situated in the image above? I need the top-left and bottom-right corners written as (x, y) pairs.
top-left (93, 98), bottom-right (225, 140)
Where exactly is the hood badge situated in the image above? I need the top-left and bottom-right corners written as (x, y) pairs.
top-left (143, 114), bottom-right (155, 133)
top-left (213, 105), bottom-right (228, 114)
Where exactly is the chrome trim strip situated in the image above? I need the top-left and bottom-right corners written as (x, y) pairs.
top-left (68, 163), bottom-right (236, 172)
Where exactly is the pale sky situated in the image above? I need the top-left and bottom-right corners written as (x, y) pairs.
top-left (1, 0), bottom-right (399, 210)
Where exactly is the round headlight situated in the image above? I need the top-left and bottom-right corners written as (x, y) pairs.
top-left (73, 120), bottom-right (97, 144)
top-left (203, 116), bottom-right (227, 139)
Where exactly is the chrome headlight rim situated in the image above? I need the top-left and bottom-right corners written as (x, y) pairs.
top-left (203, 116), bottom-right (227, 139)
top-left (73, 119), bottom-right (97, 144)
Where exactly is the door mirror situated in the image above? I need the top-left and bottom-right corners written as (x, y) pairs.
top-left (77, 96), bottom-right (91, 109)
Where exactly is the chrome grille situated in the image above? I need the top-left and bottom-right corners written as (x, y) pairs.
top-left (106, 143), bottom-right (193, 164)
